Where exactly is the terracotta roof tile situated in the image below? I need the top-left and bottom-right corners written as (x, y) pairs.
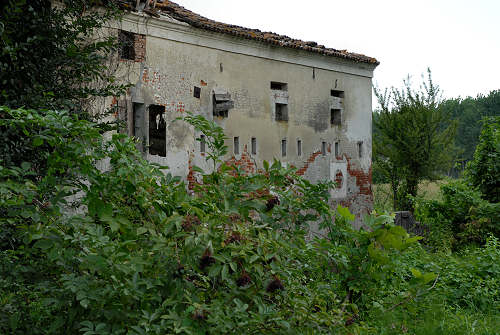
top-left (148, 1), bottom-right (379, 65)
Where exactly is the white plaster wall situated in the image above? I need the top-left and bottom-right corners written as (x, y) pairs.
top-left (110, 12), bottom-right (376, 224)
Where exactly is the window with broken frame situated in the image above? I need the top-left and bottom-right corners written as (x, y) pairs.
top-left (213, 91), bottom-right (234, 118)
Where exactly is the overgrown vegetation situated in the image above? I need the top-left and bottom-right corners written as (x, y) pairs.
top-left (1, 106), bottom-right (440, 334)
top-left (440, 90), bottom-right (500, 172)
top-left (0, 0), bottom-right (126, 111)
top-left (1, 1), bottom-right (499, 334)
top-left (373, 70), bottom-right (457, 211)
top-left (415, 117), bottom-right (500, 251)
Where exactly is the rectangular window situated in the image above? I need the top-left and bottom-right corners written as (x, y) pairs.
top-left (148, 105), bottom-right (166, 157)
top-left (251, 137), bottom-right (257, 155)
top-left (200, 134), bottom-right (206, 153)
top-left (193, 86), bottom-right (201, 99)
top-left (271, 82), bottom-right (288, 91)
top-left (321, 141), bottom-right (327, 156)
top-left (335, 141), bottom-right (339, 157)
top-left (119, 30), bottom-right (135, 60)
top-left (213, 93), bottom-right (233, 118)
top-left (297, 139), bottom-right (302, 156)
top-left (330, 90), bottom-right (344, 98)
top-left (358, 141), bottom-right (363, 158)
top-left (234, 137), bottom-right (239, 155)
top-left (331, 109), bottom-right (341, 125)
top-left (281, 138), bottom-right (287, 157)
top-left (275, 103), bottom-right (288, 122)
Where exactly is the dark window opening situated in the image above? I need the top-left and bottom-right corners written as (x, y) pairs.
top-left (358, 141), bottom-right (363, 158)
top-left (200, 134), bottom-right (206, 153)
top-left (275, 103), bottom-right (288, 122)
top-left (330, 90), bottom-right (344, 98)
top-left (297, 139), bottom-right (302, 156)
top-left (331, 109), bottom-right (341, 125)
top-left (321, 141), bottom-right (327, 156)
top-left (335, 141), bottom-right (339, 157)
top-left (234, 137), bottom-right (239, 155)
top-left (214, 109), bottom-right (228, 118)
top-left (281, 139), bottom-right (287, 157)
top-left (251, 137), bottom-right (257, 155)
top-left (213, 93), bottom-right (233, 118)
top-left (271, 82), bottom-right (288, 91)
top-left (193, 86), bottom-right (201, 99)
top-left (119, 30), bottom-right (135, 60)
top-left (148, 105), bottom-right (166, 157)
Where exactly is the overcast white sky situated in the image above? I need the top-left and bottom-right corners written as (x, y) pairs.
top-left (174, 0), bottom-right (500, 103)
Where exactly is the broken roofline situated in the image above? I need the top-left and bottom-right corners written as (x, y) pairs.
top-left (118, 0), bottom-right (379, 66)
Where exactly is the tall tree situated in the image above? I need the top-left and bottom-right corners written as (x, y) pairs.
top-left (373, 70), bottom-right (457, 211)
top-left (0, 0), bottom-right (126, 111)
top-left (0, 0), bottom-right (128, 177)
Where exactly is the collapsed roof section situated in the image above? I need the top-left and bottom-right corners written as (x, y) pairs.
top-left (118, 0), bottom-right (379, 65)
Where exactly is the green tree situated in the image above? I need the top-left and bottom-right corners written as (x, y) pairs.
top-left (373, 70), bottom-right (457, 211)
top-left (439, 90), bottom-right (500, 175)
top-left (0, 0), bottom-right (126, 111)
top-left (465, 116), bottom-right (500, 203)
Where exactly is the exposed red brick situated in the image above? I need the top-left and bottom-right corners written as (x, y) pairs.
top-left (296, 151), bottom-right (321, 176)
top-left (334, 170), bottom-right (343, 189)
top-left (187, 151), bottom-right (197, 191)
top-left (224, 145), bottom-right (256, 175)
top-left (345, 155), bottom-right (372, 196)
top-left (134, 34), bottom-right (146, 62)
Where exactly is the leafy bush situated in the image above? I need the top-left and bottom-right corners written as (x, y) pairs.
top-left (1, 106), bottom-right (437, 334)
top-left (415, 179), bottom-right (500, 250)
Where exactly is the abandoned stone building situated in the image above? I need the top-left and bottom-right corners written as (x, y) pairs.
top-left (111, 1), bottom-right (379, 226)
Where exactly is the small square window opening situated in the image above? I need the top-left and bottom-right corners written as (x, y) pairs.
top-left (321, 141), bottom-right (327, 156)
top-left (275, 103), bottom-right (288, 122)
top-left (271, 82), bottom-right (288, 91)
top-left (193, 86), bottom-right (201, 99)
top-left (331, 109), bottom-right (341, 126)
top-left (330, 90), bottom-right (344, 98)
top-left (297, 139), bottom-right (302, 156)
top-left (251, 137), bottom-right (257, 155)
top-left (358, 141), bottom-right (363, 158)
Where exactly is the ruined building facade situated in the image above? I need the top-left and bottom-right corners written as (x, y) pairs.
top-left (111, 1), bottom-right (379, 227)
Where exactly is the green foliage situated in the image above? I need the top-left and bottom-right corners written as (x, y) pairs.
top-left (465, 116), bottom-right (500, 203)
top-left (1, 106), bottom-right (444, 334)
top-left (439, 90), bottom-right (500, 172)
top-left (0, 0), bottom-right (127, 111)
top-left (373, 70), bottom-right (457, 211)
top-left (415, 179), bottom-right (500, 251)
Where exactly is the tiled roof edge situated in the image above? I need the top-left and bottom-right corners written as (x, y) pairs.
top-left (140, 1), bottom-right (379, 66)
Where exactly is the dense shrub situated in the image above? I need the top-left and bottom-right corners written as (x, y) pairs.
top-left (1, 106), bottom-right (434, 334)
top-left (415, 180), bottom-right (500, 250)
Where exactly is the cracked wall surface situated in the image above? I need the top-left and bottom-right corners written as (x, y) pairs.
top-left (105, 12), bottom-right (377, 228)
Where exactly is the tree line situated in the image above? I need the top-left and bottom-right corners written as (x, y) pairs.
top-left (372, 71), bottom-right (499, 211)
